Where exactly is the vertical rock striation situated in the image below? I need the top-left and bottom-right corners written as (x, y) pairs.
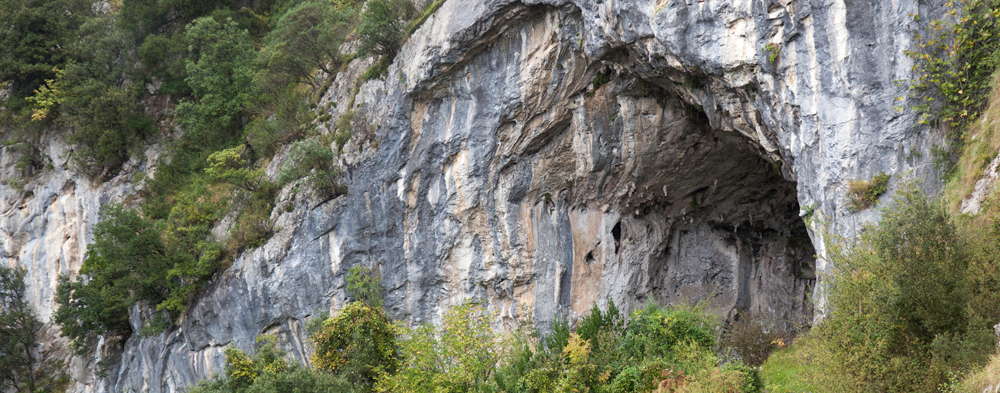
top-left (0, 0), bottom-right (948, 392)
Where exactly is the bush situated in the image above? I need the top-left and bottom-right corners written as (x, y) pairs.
top-left (54, 205), bottom-right (172, 346)
top-left (810, 188), bottom-right (992, 393)
top-left (311, 302), bottom-right (397, 388)
top-left (846, 172), bottom-right (890, 211)
top-left (189, 336), bottom-right (353, 393)
top-left (0, 266), bottom-right (69, 393)
top-left (490, 303), bottom-right (756, 393)
top-left (375, 304), bottom-right (504, 393)
top-left (0, 0), bottom-right (91, 98)
top-left (255, 0), bottom-right (358, 93)
top-left (906, 0), bottom-right (1000, 130)
top-left (176, 16), bottom-right (257, 150)
top-left (621, 304), bottom-right (717, 363)
top-left (55, 15), bottom-right (154, 178)
top-left (345, 265), bottom-right (384, 308)
top-left (278, 138), bottom-right (345, 199)
top-left (357, 0), bottom-right (415, 60)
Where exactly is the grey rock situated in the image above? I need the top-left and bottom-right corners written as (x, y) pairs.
top-left (0, 0), bottom-right (951, 391)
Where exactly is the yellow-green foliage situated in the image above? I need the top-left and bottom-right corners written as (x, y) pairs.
top-left (375, 304), bottom-right (506, 393)
top-left (764, 43), bottom-right (780, 65)
top-left (225, 336), bottom-right (290, 390)
top-left (759, 337), bottom-right (822, 393)
top-left (794, 188), bottom-right (998, 393)
top-left (906, 0), bottom-right (1000, 130)
top-left (25, 68), bottom-right (65, 121)
top-left (188, 335), bottom-right (354, 393)
top-left (345, 265), bottom-right (384, 308)
top-left (312, 302), bottom-right (397, 388)
top-left (846, 173), bottom-right (890, 211)
top-left (949, 354), bottom-right (1000, 393)
top-left (944, 73), bottom-right (1000, 212)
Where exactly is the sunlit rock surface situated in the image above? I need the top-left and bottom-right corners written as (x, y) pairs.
top-left (0, 0), bottom-right (949, 391)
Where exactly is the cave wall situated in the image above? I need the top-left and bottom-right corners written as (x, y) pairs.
top-left (0, 0), bottom-right (948, 392)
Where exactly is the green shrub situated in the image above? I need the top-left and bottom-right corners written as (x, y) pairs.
top-left (245, 89), bottom-right (317, 158)
top-left (54, 205), bottom-right (172, 346)
top-left (375, 304), bottom-right (504, 393)
top-left (810, 188), bottom-right (992, 393)
top-left (278, 138), bottom-right (345, 199)
top-left (677, 363), bottom-right (762, 393)
top-left (255, 0), bottom-right (357, 93)
top-left (0, 266), bottom-right (69, 393)
top-left (621, 304), bottom-right (717, 363)
top-left (764, 43), bottom-right (781, 65)
top-left (846, 172), bottom-right (890, 211)
top-left (189, 335), bottom-right (353, 393)
top-left (0, 0), bottom-right (92, 98)
top-left (176, 16), bottom-right (257, 150)
top-left (345, 265), bottom-right (384, 308)
top-left (906, 0), bottom-right (1000, 130)
top-left (311, 302), bottom-right (397, 388)
top-left (357, 0), bottom-right (415, 60)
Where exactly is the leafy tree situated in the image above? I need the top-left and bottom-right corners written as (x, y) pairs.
top-left (56, 15), bottom-right (154, 178)
top-left (206, 146), bottom-right (268, 193)
top-left (0, 266), bottom-right (68, 393)
top-left (176, 16), bottom-right (257, 150)
top-left (0, 0), bottom-right (91, 99)
top-left (256, 0), bottom-right (357, 93)
top-left (312, 302), bottom-right (397, 389)
top-left (278, 138), bottom-right (345, 200)
top-left (54, 205), bottom-right (172, 347)
top-left (375, 304), bottom-right (504, 393)
top-left (357, 0), bottom-right (415, 60)
top-left (345, 265), bottom-right (384, 309)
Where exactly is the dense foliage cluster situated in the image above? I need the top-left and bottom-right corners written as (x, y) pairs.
top-left (189, 336), bottom-right (353, 393)
top-left (762, 189), bottom-right (1000, 393)
top-left (6, 0), bottom-right (439, 351)
top-left (192, 291), bottom-right (763, 393)
top-left (907, 0), bottom-right (1000, 131)
top-left (0, 266), bottom-right (67, 393)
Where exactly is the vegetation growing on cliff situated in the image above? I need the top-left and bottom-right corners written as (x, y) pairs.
top-left (759, 0), bottom-right (1000, 388)
top-left (187, 268), bottom-right (763, 393)
top-left (17, 0), bottom-right (433, 349)
top-left (761, 188), bottom-right (1000, 393)
top-left (0, 266), bottom-right (68, 393)
top-left (191, 302), bottom-right (763, 393)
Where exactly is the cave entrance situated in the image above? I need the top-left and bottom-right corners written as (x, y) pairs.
top-left (621, 98), bottom-right (815, 332)
top-left (550, 76), bottom-right (817, 332)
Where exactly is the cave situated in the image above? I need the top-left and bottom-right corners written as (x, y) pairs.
top-left (390, 4), bottom-right (818, 333)
top-left (521, 72), bottom-right (817, 333)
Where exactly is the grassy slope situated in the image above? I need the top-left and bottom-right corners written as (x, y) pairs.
top-left (760, 74), bottom-right (1000, 393)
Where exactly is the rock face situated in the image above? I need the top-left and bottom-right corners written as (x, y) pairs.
top-left (0, 0), bottom-right (949, 392)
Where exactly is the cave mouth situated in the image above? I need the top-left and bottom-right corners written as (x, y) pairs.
top-left (563, 75), bottom-right (818, 332)
top-left (624, 101), bottom-right (816, 332)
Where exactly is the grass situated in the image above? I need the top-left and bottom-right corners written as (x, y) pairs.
top-left (404, 0), bottom-right (446, 37)
top-left (944, 354), bottom-right (1000, 393)
top-left (846, 173), bottom-right (891, 211)
top-left (943, 72), bottom-right (1000, 215)
top-left (760, 338), bottom-right (820, 393)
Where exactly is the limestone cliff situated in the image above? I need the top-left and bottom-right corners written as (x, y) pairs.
top-left (0, 0), bottom-right (953, 391)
